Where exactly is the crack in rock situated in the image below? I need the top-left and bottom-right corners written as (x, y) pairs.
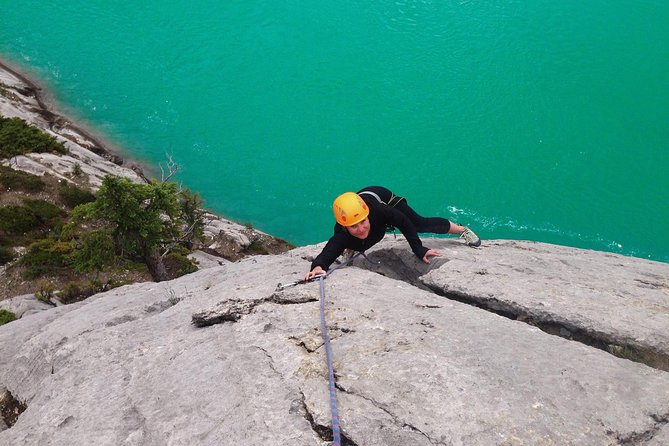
top-left (0, 387), bottom-right (27, 429)
top-left (415, 303), bottom-right (443, 309)
top-left (614, 411), bottom-right (669, 445)
top-left (191, 291), bottom-right (317, 327)
top-left (299, 392), bottom-right (358, 446)
top-left (423, 281), bottom-right (669, 373)
top-left (253, 345), bottom-right (283, 378)
top-left (634, 278), bottom-right (668, 290)
top-left (351, 250), bottom-right (433, 291)
top-left (335, 384), bottom-right (446, 445)
top-left (290, 337), bottom-right (322, 354)
top-left (356, 246), bottom-right (669, 372)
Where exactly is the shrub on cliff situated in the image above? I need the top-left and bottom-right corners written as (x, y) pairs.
top-left (0, 199), bottom-right (65, 239)
top-left (179, 188), bottom-right (205, 247)
top-left (0, 205), bottom-right (39, 234)
top-left (0, 116), bottom-right (67, 158)
top-left (0, 245), bottom-right (14, 264)
top-left (58, 182), bottom-right (96, 209)
top-left (164, 251), bottom-right (198, 277)
top-left (57, 280), bottom-right (110, 304)
top-left (0, 309), bottom-right (17, 326)
top-left (67, 176), bottom-right (202, 281)
top-left (0, 165), bottom-right (45, 192)
top-left (19, 238), bottom-right (72, 279)
top-left (23, 199), bottom-right (66, 228)
top-left (70, 229), bottom-right (116, 275)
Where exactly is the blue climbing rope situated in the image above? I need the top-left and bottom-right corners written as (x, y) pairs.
top-left (317, 251), bottom-right (378, 445)
top-left (318, 274), bottom-right (341, 445)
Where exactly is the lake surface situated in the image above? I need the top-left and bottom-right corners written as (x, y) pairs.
top-left (1, 1), bottom-right (667, 262)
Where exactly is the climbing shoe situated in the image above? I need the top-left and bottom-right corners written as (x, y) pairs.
top-left (460, 227), bottom-right (481, 247)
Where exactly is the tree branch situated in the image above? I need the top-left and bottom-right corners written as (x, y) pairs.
top-left (159, 153), bottom-right (181, 183)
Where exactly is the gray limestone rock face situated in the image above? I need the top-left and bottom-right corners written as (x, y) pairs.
top-left (0, 294), bottom-right (57, 319)
top-left (1, 240), bottom-right (668, 445)
top-left (340, 238), bottom-right (669, 371)
top-left (417, 239), bottom-right (668, 369)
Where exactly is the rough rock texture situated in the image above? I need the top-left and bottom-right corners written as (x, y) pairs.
top-left (200, 214), bottom-right (292, 261)
top-left (0, 293), bottom-right (59, 319)
top-left (355, 238), bottom-right (669, 370)
top-left (1, 239), bottom-right (668, 445)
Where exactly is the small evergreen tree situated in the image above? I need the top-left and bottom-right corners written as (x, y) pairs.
top-left (179, 188), bottom-right (205, 248)
top-left (71, 229), bottom-right (116, 275)
top-left (69, 176), bottom-right (201, 281)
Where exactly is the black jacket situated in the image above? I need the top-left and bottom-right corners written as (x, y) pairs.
top-left (310, 195), bottom-right (429, 271)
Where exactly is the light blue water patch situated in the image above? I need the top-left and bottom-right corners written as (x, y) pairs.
top-left (1, 1), bottom-right (667, 262)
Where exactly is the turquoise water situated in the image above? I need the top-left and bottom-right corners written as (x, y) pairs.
top-left (1, 1), bottom-right (668, 262)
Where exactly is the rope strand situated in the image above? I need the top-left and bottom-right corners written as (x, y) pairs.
top-left (317, 250), bottom-right (378, 444)
top-left (319, 275), bottom-right (341, 445)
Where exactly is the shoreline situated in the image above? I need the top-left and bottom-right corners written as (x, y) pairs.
top-left (0, 56), bottom-right (154, 181)
top-left (0, 54), bottom-right (296, 301)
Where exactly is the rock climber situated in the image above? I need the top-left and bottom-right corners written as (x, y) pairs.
top-left (305, 185), bottom-right (481, 280)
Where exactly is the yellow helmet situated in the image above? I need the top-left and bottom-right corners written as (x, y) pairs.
top-left (333, 192), bottom-right (369, 226)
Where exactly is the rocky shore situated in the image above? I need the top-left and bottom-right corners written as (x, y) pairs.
top-left (0, 59), bottom-right (148, 184)
top-left (1, 59), bottom-right (668, 445)
top-left (0, 58), bottom-right (292, 302)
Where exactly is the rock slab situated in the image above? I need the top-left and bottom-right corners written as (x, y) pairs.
top-left (1, 240), bottom-right (668, 445)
